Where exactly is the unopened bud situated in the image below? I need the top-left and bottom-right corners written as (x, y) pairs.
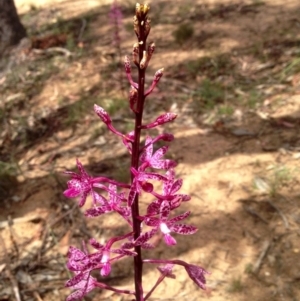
top-left (129, 87), bottom-right (138, 112)
top-left (145, 18), bottom-right (151, 37)
top-left (136, 3), bottom-right (150, 18)
top-left (141, 113), bottom-right (177, 129)
top-left (147, 42), bottom-right (155, 61)
top-left (132, 43), bottom-right (139, 65)
top-left (142, 3), bottom-right (150, 15)
top-left (154, 68), bottom-right (164, 82)
top-left (94, 104), bottom-right (111, 124)
top-left (155, 113), bottom-right (177, 125)
top-left (145, 68), bottom-right (164, 96)
top-left (133, 16), bottom-right (139, 37)
top-left (160, 133), bottom-right (174, 142)
top-left (140, 50), bottom-right (148, 69)
top-left (124, 56), bottom-right (131, 74)
top-left (136, 3), bottom-right (141, 16)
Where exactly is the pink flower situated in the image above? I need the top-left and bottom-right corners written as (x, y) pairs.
top-left (139, 136), bottom-right (177, 170)
top-left (65, 271), bottom-right (98, 301)
top-left (157, 264), bottom-right (176, 279)
top-left (127, 167), bottom-right (168, 206)
top-left (184, 264), bottom-right (210, 290)
top-left (63, 159), bottom-right (102, 207)
top-left (85, 184), bottom-right (130, 219)
top-left (144, 201), bottom-right (197, 246)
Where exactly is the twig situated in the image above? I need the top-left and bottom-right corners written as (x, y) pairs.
top-left (0, 214), bottom-right (43, 229)
top-left (38, 203), bottom-right (77, 259)
top-left (78, 18), bottom-right (87, 42)
top-left (0, 233), bottom-right (21, 301)
top-left (253, 240), bottom-right (271, 274)
top-left (267, 200), bottom-right (289, 229)
top-left (243, 205), bottom-right (269, 224)
top-left (226, 182), bottom-right (234, 197)
top-left (32, 47), bottom-right (73, 57)
top-left (7, 215), bottom-right (20, 258)
top-left (33, 290), bottom-right (43, 301)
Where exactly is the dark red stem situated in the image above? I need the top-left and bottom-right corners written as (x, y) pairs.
top-left (130, 14), bottom-right (147, 301)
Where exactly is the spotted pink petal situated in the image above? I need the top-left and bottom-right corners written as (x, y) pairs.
top-left (141, 242), bottom-right (155, 249)
top-left (144, 217), bottom-right (160, 227)
top-left (89, 238), bottom-right (104, 250)
top-left (140, 172), bottom-right (168, 182)
top-left (65, 272), bottom-right (85, 288)
top-left (135, 229), bottom-right (157, 245)
top-left (78, 191), bottom-right (89, 207)
top-left (178, 194), bottom-right (191, 202)
top-left (170, 224), bottom-right (198, 235)
top-left (111, 249), bottom-right (137, 256)
top-left (151, 158), bottom-right (177, 170)
top-left (85, 205), bottom-right (111, 217)
top-left (76, 159), bottom-right (89, 177)
top-left (66, 289), bottom-right (84, 301)
top-left (147, 199), bottom-right (161, 215)
top-left (91, 191), bottom-right (106, 205)
top-left (140, 136), bottom-right (153, 162)
top-left (122, 242), bottom-right (134, 249)
top-left (170, 179), bottom-right (183, 194)
top-left (168, 195), bottom-right (181, 208)
top-left (152, 146), bottom-right (168, 160)
top-left (127, 186), bottom-right (137, 206)
top-left (157, 264), bottom-right (176, 279)
top-left (169, 211), bottom-right (190, 223)
top-left (184, 264), bottom-right (210, 290)
top-left (159, 201), bottom-right (170, 221)
top-left (63, 180), bottom-right (82, 198)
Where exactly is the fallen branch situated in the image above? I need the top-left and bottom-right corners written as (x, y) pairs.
top-left (0, 214), bottom-right (43, 229)
top-left (0, 233), bottom-right (21, 301)
top-left (253, 240), bottom-right (271, 274)
top-left (267, 200), bottom-right (289, 229)
top-left (32, 47), bottom-right (73, 57)
top-left (243, 204), bottom-right (268, 224)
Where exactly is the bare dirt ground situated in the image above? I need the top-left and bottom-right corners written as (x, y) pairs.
top-left (1, 0), bottom-right (300, 300)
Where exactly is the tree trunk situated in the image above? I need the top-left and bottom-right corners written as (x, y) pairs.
top-left (0, 0), bottom-right (27, 56)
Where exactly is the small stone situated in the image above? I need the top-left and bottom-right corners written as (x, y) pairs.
top-left (11, 195), bottom-right (21, 202)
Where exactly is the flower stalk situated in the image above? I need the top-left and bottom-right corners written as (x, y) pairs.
top-left (63, 3), bottom-right (208, 301)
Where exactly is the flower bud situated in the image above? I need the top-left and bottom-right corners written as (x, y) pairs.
top-left (135, 3), bottom-right (141, 16)
top-left (136, 3), bottom-right (150, 18)
top-left (129, 87), bottom-right (138, 112)
top-left (145, 68), bottom-right (164, 96)
top-left (140, 50), bottom-right (148, 69)
top-left (155, 112), bottom-right (177, 125)
top-left (144, 18), bottom-right (151, 37)
top-left (133, 16), bottom-right (139, 37)
top-left (124, 55), bottom-right (131, 74)
top-left (94, 104), bottom-right (111, 124)
top-left (154, 68), bottom-right (164, 83)
top-left (147, 42), bottom-right (155, 61)
top-left (132, 43), bottom-right (139, 65)
top-left (141, 113), bottom-right (177, 129)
